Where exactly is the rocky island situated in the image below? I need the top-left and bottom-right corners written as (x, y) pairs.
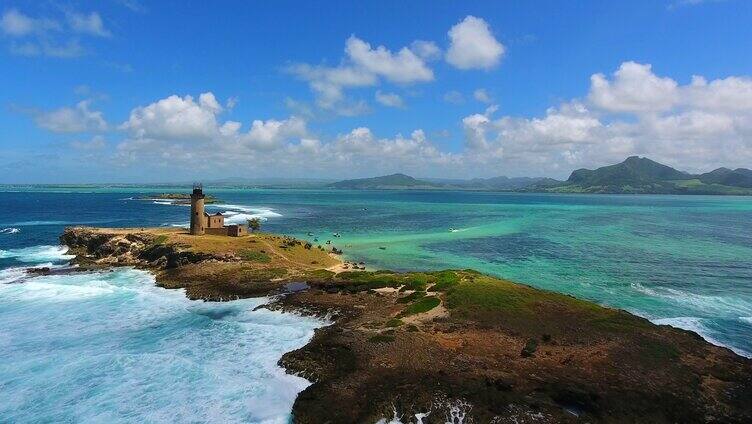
top-left (59, 226), bottom-right (752, 423)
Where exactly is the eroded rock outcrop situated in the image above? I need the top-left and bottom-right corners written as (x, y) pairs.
top-left (60, 227), bottom-right (224, 269)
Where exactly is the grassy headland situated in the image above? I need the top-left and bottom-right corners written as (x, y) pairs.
top-left (59, 226), bottom-right (752, 423)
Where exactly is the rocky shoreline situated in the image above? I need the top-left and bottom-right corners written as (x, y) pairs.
top-left (59, 227), bottom-right (752, 423)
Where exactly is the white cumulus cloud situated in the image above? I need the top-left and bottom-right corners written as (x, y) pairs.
top-left (473, 89), bottom-right (492, 103)
top-left (67, 12), bottom-right (110, 37)
top-left (375, 91), bottom-right (404, 108)
top-left (288, 35), bottom-right (434, 115)
top-left (121, 93), bottom-right (221, 140)
top-left (34, 100), bottom-right (107, 133)
top-left (588, 61), bottom-right (679, 113)
top-left (1, 8), bottom-right (110, 57)
top-left (459, 61), bottom-right (752, 175)
top-left (445, 16), bottom-right (505, 70)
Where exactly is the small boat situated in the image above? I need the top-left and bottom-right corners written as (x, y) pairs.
top-left (333, 232), bottom-right (341, 237)
top-left (307, 232), bottom-right (314, 236)
top-left (449, 228), bottom-right (459, 233)
top-left (378, 246), bottom-right (387, 250)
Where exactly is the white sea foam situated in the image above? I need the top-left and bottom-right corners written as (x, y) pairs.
top-left (8, 220), bottom-right (71, 226)
top-left (212, 203), bottom-right (282, 218)
top-left (652, 316), bottom-right (750, 357)
top-left (375, 399), bottom-right (471, 424)
top-left (0, 266), bottom-right (323, 422)
top-left (155, 202), bottom-right (283, 227)
top-left (740, 317), bottom-right (752, 325)
top-left (630, 282), bottom-right (752, 316)
top-left (0, 267), bottom-right (28, 284)
top-left (0, 245), bottom-right (74, 263)
top-left (0, 227), bottom-right (20, 234)
top-left (222, 211), bottom-right (278, 225)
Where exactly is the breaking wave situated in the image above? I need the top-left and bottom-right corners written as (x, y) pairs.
top-left (630, 282), bottom-right (752, 317)
top-left (213, 204), bottom-right (282, 216)
top-left (7, 220), bottom-right (71, 226)
top-left (652, 316), bottom-right (750, 357)
top-left (0, 227), bottom-right (20, 234)
top-left (0, 267), bottom-right (29, 284)
top-left (0, 245), bottom-right (74, 263)
top-left (222, 211), bottom-right (280, 225)
top-left (0, 266), bottom-right (324, 422)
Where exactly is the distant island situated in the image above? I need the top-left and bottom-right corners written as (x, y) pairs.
top-left (329, 156), bottom-right (752, 195)
top-left (536, 156), bottom-right (752, 195)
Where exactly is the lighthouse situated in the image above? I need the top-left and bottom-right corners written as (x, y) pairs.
top-left (190, 183), bottom-right (205, 235)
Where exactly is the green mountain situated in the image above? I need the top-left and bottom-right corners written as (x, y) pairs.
top-left (440, 176), bottom-right (562, 190)
top-left (329, 173), bottom-right (561, 190)
top-left (567, 156), bottom-right (691, 186)
top-left (699, 167), bottom-right (752, 188)
top-left (538, 156), bottom-right (752, 195)
top-left (330, 159), bottom-right (752, 195)
top-left (328, 173), bottom-right (439, 189)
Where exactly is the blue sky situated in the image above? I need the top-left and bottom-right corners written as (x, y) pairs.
top-left (1, 0), bottom-right (751, 183)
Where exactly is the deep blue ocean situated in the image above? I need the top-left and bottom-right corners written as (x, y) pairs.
top-left (2, 187), bottom-right (752, 422)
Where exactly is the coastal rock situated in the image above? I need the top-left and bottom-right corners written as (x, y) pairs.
top-left (61, 227), bottom-right (218, 269)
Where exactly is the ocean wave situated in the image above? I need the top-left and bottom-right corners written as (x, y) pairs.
top-left (652, 316), bottom-right (750, 358)
top-left (741, 317), bottom-right (752, 325)
top-left (221, 211), bottom-right (278, 225)
top-left (0, 267), bottom-right (323, 422)
top-left (0, 267), bottom-right (29, 284)
top-left (630, 282), bottom-right (752, 316)
top-left (0, 245), bottom-right (74, 263)
top-left (8, 220), bottom-right (71, 226)
top-left (0, 263), bottom-right (66, 285)
top-left (0, 227), bottom-right (20, 234)
top-left (212, 203), bottom-right (282, 217)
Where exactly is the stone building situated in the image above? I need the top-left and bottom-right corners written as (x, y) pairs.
top-left (189, 184), bottom-right (247, 237)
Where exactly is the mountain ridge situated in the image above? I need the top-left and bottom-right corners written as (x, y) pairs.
top-left (328, 157), bottom-right (752, 195)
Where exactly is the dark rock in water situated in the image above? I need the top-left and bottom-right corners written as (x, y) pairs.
top-left (26, 267), bottom-right (51, 275)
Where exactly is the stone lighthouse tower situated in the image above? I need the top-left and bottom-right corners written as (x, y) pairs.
top-left (190, 183), bottom-right (206, 235)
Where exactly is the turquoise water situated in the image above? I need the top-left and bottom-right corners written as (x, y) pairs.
top-left (2, 188), bottom-right (752, 421)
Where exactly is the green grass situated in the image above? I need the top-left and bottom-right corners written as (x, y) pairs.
top-left (444, 276), bottom-right (534, 312)
top-left (153, 235), bottom-right (169, 245)
top-left (302, 269), bottom-right (336, 280)
top-left (238, 249), bottom-right (271, 263)
top-left (402, 273), bottom-right (430, 291)
top-left (235, 267), bottom-right (287, 281)
top-left (385, 318), bottom-right (404, 327)
top-left (400, 296), bottom-right (440, 316)
top-left (335, 271), bottom-right (402, 290)
top-left (145, 234), bottom-right (169, 249)
top-left (443, 274), bottom-right (652, 340)
top-left (368, 334), bottom-right (395, 343)
top-left (397, 291), bottom-right (425, 304)
top-left (428, 270), bottom-right (460, 291)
